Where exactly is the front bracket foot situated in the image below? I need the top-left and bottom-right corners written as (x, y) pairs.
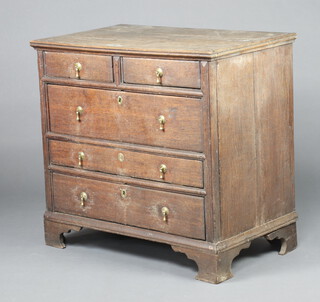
top-left (172, 241), bottom-right (251, 284)
top-left (265, 223), bottom-right (297, 255)
top-left (44, 218), bottom-right (82, 249)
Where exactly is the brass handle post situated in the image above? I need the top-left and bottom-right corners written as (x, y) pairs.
top-left (161, 207), bottom-right (169, 222)
top-left (158, 115), bottom-right (166, 131)
top-left (156, 67), bottom-right (163, 84)
top-left (159, 164), bottom-right (167, 179)
top-left (76, 106), bottom-right (83, 121)
top-left (78, 152), bottom-right (85, 167)
top-left (75, 62), bottom-right (82, 79)
top-left (80, 192), bottom-right (87, 207)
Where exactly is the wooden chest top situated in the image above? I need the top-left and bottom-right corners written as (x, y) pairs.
top-left (30, 24), bottom-right (296, 58)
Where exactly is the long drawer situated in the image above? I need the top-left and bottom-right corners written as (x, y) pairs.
top-left (52, 173), bottom-right (205, 240)
top-left (47, 85), bottom-right (203, 152)
top-left (49, 140), bottom-right (203, 188)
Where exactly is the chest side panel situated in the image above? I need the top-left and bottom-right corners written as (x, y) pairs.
top-left (217, 45), bottom-right (295, 240)
top-left (217, 53), bottom-right (258, 239)
top-left (254, 44), bottom-right (295, 224)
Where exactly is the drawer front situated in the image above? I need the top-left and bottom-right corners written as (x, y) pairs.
top-left (45, 52), bottom-right (113, 82)
top-left (123, 57), bottom-right (200, 89)
top-left (52, 173), bottom-right (205, 240)
top-left (48, 85), bottom-right (203, 152)
top-left (50, 140), bottom-right (203, 188)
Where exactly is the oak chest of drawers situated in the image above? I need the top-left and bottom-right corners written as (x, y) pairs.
top-left (31, 24), bottom-right (298, 283)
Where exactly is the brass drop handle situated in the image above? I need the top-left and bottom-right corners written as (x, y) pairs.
top-left (159, 164), bottom-right (167, 179)
top-left (76, 106), bottom-right (83, 121)
top-left (161, 207), bottom-right (169, 222)
top-left (80, 192), bottom-right (87, 207)
top-left (75, 62), bottom-right (82, 79)
top-left (156, 67), bottom-right (163, 84)
top-left (158, 115), bottom-right (166, 131)
top-left (78, 152), bottom-right (85, 167)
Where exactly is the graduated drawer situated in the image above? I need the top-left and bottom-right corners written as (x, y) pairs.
top-left (123, 57), bottom-right (200, 89)
top-left (48, 85), bottom-right (203, 152)
top-left (45, 52), bottom-right (113, 82)
top-left (52, 173), bottom-right (205, 240)
top-left (49, 140), bottom-right (203, 188)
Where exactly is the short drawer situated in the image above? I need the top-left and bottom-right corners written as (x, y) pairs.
top-left (52, 173), bottom-right (205, 240)
top-left (48, 85), bottom-right (203, 152)
top-left (50, 140), bottom-right (203, 188)
top-left (45, 52), bottom-right (113, 82)
top-left (123, 57), bottom-right (200, 89)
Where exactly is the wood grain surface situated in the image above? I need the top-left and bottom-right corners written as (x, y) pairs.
top-left (217, 45), bottom-right (296, 239)
top-left (31, 24), bottom-right (296, 59)
top-left (254, 45), bottom-right (295, 224)
top-left (217, 53), bottom-right (258, 239)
